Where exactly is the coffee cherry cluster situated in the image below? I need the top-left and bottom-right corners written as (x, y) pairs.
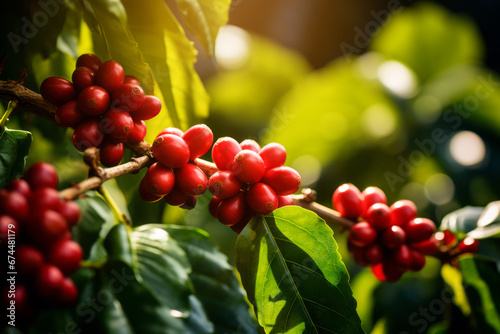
top-left (139, 124), bottom-right (214, 209)
top-left (333, 184), bottom-right (437, 282)
top-left (434, 229), bottom-right (480, 258)
top-left (0, 163), bottom-right (83, 319)
top-left (40, 53), bottom-right (162, 167)
top-left (208, 138), bottom-right (301, 233)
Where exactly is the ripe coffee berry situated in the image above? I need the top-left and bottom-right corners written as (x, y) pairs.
top-left (175, 164), bottom-right (207, 196)
top-left (259, 143), bottom-right (286, 170)
top-left (409, 250), bottom-right (426, 271)
top-left (332, 184), bottom-right (363, 219)
top-left (57, 278), bottom-right (78, 306)
top-left (182, 124), bottom-right (214, 160)
top-left (76, 53), bottom-right (102, 72)
top-left (212, 137), bottom-right (242, 171)
top-left (404, 218), bottom-right (435, 243)
top-left (363, 243), bottom-right (383, 265)
top-left (100, 108), bottom-right (133, 140)
top-left (164, 186), bottom-right (189, 206)
top-left (48, 240), bottom-right (83, 275)
top-left (457, 237), bottom-right (479, 254)
top-left (40, 77), bottom-right (76, 106)
top-left (17, 245), bottom-right (44, 276)
top-left (410, 238), bottom-right (438, 255)
top-left (111, 83), bottom-right (145, 111)
top-left (365, 203), bottom-right (391, 230)
top-left (99, 138), bottom-right (124, 167)
top-left (391, 244), bottom-right (412, 269)
top-left (138, 178), bottom-right (164, 203)
top-left (434, 229), bottom-right (457, 246)
top-left (217, 193), bottom-right (246, 226)
top-left (57, 201), bottom-right (81, 227)
top-left (348, 222), bottom-right (377, 247)
top-left (152, 134), bottom-right (190, 168)
top-left (261, 166), bottom-right (301, 195)
top-left (240, 139), bottom-right (260, 153)
top-left (361, 186), bottom-right (387, 218)
top-left (278, 195), bottom-right (294, 208)
top-left (95, 60), bottom-right (125, 92)
top-left (29, 187), bottom-right (61, 211)
top-left (0, 190), bottom-right (29, 222)
top-left (29, 210), bottom-right (68, 243)
top-left (23, 162), bottom-right (59, 190)
top-left (157, 127), bottom-right (184, 137)
top-left (209, 196), bottom-right (223, 219)
top-left (55, 100), bottom-right (85, 128)
top-left (130, 95), bottom-right (162, 120)
top-left (246, 183), bottom-right (279, 215)
top-left (143, 163), bottom-right (175, 196)
top-left (128, 120), bottom-right (147, 144)
top-left (123, 75), bottom-right (140, 85)
top-left (36, 264), bottom-right (65, 299)
top-left (77, 85), bottom-right (110, 116)
top-left (382, 225), bottom-right (406, 249)
top-left (232, 150), bottom-right (266, 184)
top-left (72, 66), bottom-right (95, 92)
top-left (0, 216), bottom-right (18, 243)
top-left (6, 179), bottom-right (31, 197)
top-left (72, 118), bottom-right (104, 151)
top-left (390, 200), bottom-right (417, 226)
top-left (208, 171), bottom-right (242, 199)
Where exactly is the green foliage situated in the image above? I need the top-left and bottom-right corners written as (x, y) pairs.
top-left (468, 202), bottom-right (500, 239)
top-left (235, 206), bottom-right (364, 333)
top-left (0, 128), bottom-right (31, 188)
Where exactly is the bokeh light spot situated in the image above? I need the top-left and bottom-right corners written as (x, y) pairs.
top-left (291, 155), bottom-right (321, 186)
top-left (215, 25), bottom-right (250, 69)
top-left (449, 131), bottom-right (486, 167)
top-left (377, 61), bottom-right (418, 98)
top-left (424, 173), bottom-right (455, 205)
top-left (361, 104), bottom-right (397, 139)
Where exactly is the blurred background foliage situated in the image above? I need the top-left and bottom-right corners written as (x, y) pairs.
top-left (1, 0), bottom-right (500, 333)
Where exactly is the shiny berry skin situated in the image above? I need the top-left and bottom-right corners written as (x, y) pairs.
top-left (143, 163), bottom-right (175, 196)
top-left (123, 75), bottom-right (140, 85)
top-left (76, 53), bottom-right (102, 72)
top-left (363, 243), bottom-right (383, 265)
top-left (365, 203), bottom-right (391, 230)
top-left (404, 218), bottom-right (436, 243)
top-left (182, 124), bottom-right (214, 160)
top-left (332, 183), bottom-right (363, 219)
top-left (0, 215), bottom-right (18, 244)
top-left (157, 127), bottom-right (183, 138)
top-left (138, 177), bottom-right (163, 202)
top-left (348, 222), bottom-right (377, 247)
top-left (212, 137), bottom-right (241, 171)
top-left (99, 138), bottom-right (124, 167)
top-left (208, 171), bottom-right (242, 199)
top-left (361, 186), bottom-right (387, 218)
top-left (246, 183), bottom-right (279, 215)
top-left (0, 190), bottom-right (29, 222)
top-left (55, 100), bottom-right (85, 128)
top-left (209, 196), bottom-right (223, 218)
top-left (261, 166), bottom-right (301, 195)
top-left (111, 83), bottom-right (145, 111)
top-left (72, 66), bottom-right (95, 92)
top-left (371, 263), bottom-right (387, 281)
top-left (259, 143), bottom-right (286, 170)
top-left (29, 187), bottom-right (61, 212)
top-left (57, 278), bottom-right (78, 306)
top-left (175, 164), bottom-right (207, 196)
top-left (152, 134), bottom-right (190, 168)
top-left (17, 245), bottom-right (44, 276)
top-left (409, 250), bottom-right (426, 271)
top-left (232, 150), bottom-right (266, 184)
top-left (77, 85), bottom-right (110, 116)
top-left (410, 237), bottom-right (438, 255)
top-left (128, 120), bottom-right (147, 144)
top-left (57, 201), bottom-right (81, 227)
top-left (29, 210), bottom-right (68, 243)
top-left (217, 193), bottom-right (246, 226)
top-left (391, 244), bottom-right (412, 269)
top-left (164, 186), bottom-right (189, 206)
top-left (72, 118), bottom-right (104, 151)
top-left (434, 229), bottom-right (457, 246)
top-left (6, 179), bottom-right (31, 197)
top-left (36, 264), bottom-right (65, 299)
top-left (390, 200), bottom-right (417, 226)
top-left (48, 240), bottom-right (83, 275)
top-left (23, 162), bottom-right (59, 190)
top-left (457, 237), bottom-right (479, 254)
top-left (130, 95), bottom-right (162, 120)
top-left (40, 77), bottom-right (76, 106)
top-left (278, 195), bottom-right (294, 208)
top-left (95, 60), bottom-right (124, 92)
top-left (100, 108), bottom-right (133, 140)
top-left (240, 139), bottom-right (260, 153)
top-left (382, 225), bottom-right (406, 249)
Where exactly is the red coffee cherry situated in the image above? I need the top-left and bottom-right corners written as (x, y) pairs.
top-left (232, 150), bottom-right (266, 184)
top-left (130, 95), bottom-right (162, 120)
top-left (180, 196), bottom-right (197, 210)
top-left (111, 83), bottom-right (145, 111)
top-left (390, 200), bottom-right (417, 226)
top-left (230, 212), bottom-right (255, 234)
top-left (77, 85), bottom-right (110, 116)
top-left (404, 218), bottom-right (436, 243)
top-left (332, 184), bottom-right (363, 219)
top-left (409, 250), bottom-right (426, 272)
top-left (209, 196), bottom-right (223, 219)
top-left (217, 193), bottom-right (246, 226)
top-left (29, 210), bottom-right (68, 243)
top-left (277, 195), bottom-right (294, 208)
top-left (95, 60), bottom-right (124, 93)
top-left (55, 100), bottom-right (85, 128)
top-left (261, 166), bottom-right (301, 196)
top-left (72, 66), bottom-right (95, 92)
top-left (23, 162), bottom-right (59, 190)
top-left (0, 190), bottom-right (29, 222)
top-left (99, 138), bottom-right (124, 167)
top-left (29, 187), bottom-right (61, 212)
top-left (348, 222), bottom-right (377, 247)
top-left (57, 278), bottom-right (78, 306)
top-left (3, 284), bottom-right (29, 313)
top-left (6, 179), bottom-right (31, 197)
top-left (72, 118), bottom-right (104, 151)
top-left (457, 237), bottom-right (479, 254)
top-left (40, 77), bottom-right (76, 106)
top-left (212, 137), bottom-right (241, 171)
top-left (361, 186), bottom-right (387, 218)
top-left (35, 264), bottom-right (65, 299)
top-left (381, 261), bottom-right (405, 282)
top-left (410, 237), bottom-right (438, 255)
top-left (157, 127), bottom-right (183, 138)
top-left (100, 108), bottom-right (133, 140)
top-left (138, 177), bottom-right (163, 203)
top-left (382, 225), bottom-right (406, 249)
top-left (240, 139), bottom-right (260, 153)
top-left (76, 53), bottom-right (102, 72)
top-left (175, 164), bottom-right (207, 197)
top-left (363, 243), bottom-right (383, 265)
top-left (0, 215), bottom-right (17, 244)
top-left (434, 229), bottom-right (457, 246)
top-left (246, 183), bottom-right (279, 215)
top-left (182, 124), bottom-right (214, 160)
top-left (152, 134), bottom-right (190, 168)
top-left (365, 203), bottom-right (391, 230)
top-left (123, 75), bottom-right (140, 85)
top-left (391, 244), bottom-right (412, 269)
top-left (48, 240), bottom-right (83, 275)
top-left (128, 120), bottom-right (147, 144)
top-left (17, 245), bottom-right (44, 276)
top-left (259, 143), bottom-right (286, 170)
top-left (371, 263), bottom-right (387, 282)
top-left (208, 171), bottom-right (242, 199)
top-left (164, 186), bottom-right (189, 206)
top-left (143, 162), bottom-right (175, 196)
top-left (57, 201), bottom-right (81, 227)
